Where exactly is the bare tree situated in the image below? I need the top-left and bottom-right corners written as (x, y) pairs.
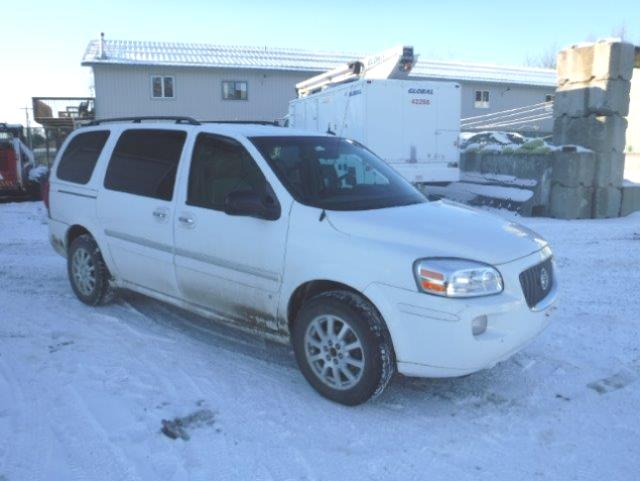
top-left (611, 23), bottom-right (627, 41)
top-left (525, 43), bottom-right (558, 69)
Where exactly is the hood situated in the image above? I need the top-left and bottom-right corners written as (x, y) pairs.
top-left (327, 200), bottom-right (547, 265)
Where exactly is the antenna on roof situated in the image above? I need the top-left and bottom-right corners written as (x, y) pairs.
top-left (98, 32), bottom-right (107, 59)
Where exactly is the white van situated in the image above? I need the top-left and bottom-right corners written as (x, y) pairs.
top-left (46, 117), bottom-right (557, 405)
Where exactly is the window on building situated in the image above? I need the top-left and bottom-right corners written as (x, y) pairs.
top-left (222, 81), bottom-right (248, 100)
top-left (151, 76), bottom-right (175, 99)
top-left (57, 131), bottom-right (110, 184)
top-left (187, 133), bottom-right (267, 210)
top-left (104, 129), bottom-right (186, 200)
top-left (474, 90), bottom-right (490, 109)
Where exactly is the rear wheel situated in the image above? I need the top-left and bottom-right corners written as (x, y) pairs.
top-left (292, 290), bottom-right (394, 405)
top-left (67, 234), bottom-right (115, 305)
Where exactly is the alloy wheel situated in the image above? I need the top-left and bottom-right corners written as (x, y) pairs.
top-left (304, 314), bottom-right (365, 390)
top-left (71, 247), bottom-right (96, 296)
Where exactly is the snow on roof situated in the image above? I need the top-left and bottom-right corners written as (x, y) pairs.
top-left (410, 60), bottom-right (556, 87)
top-left (82, 39), bottom-right (557, 87)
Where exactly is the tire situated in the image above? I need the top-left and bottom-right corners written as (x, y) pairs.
top-left (292, 290), bottom-right (394, 405)
top-left (67, 234), bottom-right (116, 306)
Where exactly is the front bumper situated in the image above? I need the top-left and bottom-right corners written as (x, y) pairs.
top-left (364, 249), bottom-right (557, 378)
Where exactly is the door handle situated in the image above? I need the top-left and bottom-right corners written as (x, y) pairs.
top-left (153, 209), bottom-right (168, 220)
top-left (178, 215), bottom-right (195, 226)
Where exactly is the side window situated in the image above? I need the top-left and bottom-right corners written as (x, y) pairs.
top-left (187, 134), bottom-right (267, 210)
top-left (104, 129), bottom-right (186, 200)
top-left (151, 76), bottom-right (175, 99)
top-left (57, 130), bottom-right (110, 184)
top-left (474, 90), bottom-right (490, 109)
top-left (222, 81), bottom-right (248, 100)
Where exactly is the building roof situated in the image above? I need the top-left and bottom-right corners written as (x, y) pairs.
top-left (82, 39), bottom-right (557, 87)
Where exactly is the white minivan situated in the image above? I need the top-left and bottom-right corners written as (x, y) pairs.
top-left (46, 117), bottom-right (557, 405)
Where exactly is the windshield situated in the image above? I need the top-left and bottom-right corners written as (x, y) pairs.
top-left (250, 136), bottom-right (426, 211)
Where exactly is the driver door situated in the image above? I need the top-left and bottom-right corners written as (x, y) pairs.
top-left (173, 133), bottom-right (288, 329)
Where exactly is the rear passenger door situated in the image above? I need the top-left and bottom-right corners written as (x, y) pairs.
top-left (173, 133), bottom-right (288, 329)
top-left (97, 128), bottom-right (188, 297)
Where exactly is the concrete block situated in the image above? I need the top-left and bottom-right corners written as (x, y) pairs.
top-left (551, 149), bottom-right (596, 187)
top-left (594, 152), bottom-right (625, 187)
top-left (554, 86), bottom-right (587, 118)
top-left (555, 80), bottom-right (630, 117)
top-left (553, 114), bottom-right (628, 153)
top-left (592, 40), bottom-right (636, 81)
top-left (557, 49), bottom-right (570, 86)
top-left (549, 184), bottom-right (593, 219)
top-left (565, 44), bottom-right (595, 83)
top-left (593, 186), bottom-right (622, 218)
top-left (560, 41), bottom-right (635, 84)
top-left (621, 184), bottom-right (640, 216)
top-left (586, 79), bottom-right (631, 116)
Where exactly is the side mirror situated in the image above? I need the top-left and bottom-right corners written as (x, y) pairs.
top-left (224, 189), bottom-right (281, 221)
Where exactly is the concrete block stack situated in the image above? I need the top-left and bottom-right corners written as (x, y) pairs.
top-left (553, 39), bottom-right (635, 218)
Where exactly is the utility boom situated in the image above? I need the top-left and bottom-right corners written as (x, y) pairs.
top-left (296, 46), bottom-right (417, 98)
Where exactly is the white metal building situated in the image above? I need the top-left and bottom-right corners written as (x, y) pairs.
top-left (82, 38), bottom-right (557, 133)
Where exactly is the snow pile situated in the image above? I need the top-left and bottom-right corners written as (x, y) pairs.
top-left (443, 182), bottom-right (534, 202)
top-left (461, 131), bottom-right (593, 155)
top-left (28, 165), bottom-right (49, 182)
top-left (461, 172), bottom-right (538, 188)
top-left (460, 131), bottom-right (527, 153)
top-left (0, 202), bottom-right (639, 480)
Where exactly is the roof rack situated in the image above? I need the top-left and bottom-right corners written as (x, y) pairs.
top-left (202, 120), bottom-right (281, 126)
top-left (86, 116), bottom-right (201, 126)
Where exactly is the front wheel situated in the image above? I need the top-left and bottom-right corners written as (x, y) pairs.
top-left (292, 290), bottom-right (394, 405)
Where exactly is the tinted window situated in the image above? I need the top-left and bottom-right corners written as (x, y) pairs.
top-left (250, 136), bottom-right (425, 211)
top-left (57, 131), bottom-right (109, 184)
top-left (188, 134), bottom-right (267, 210)
top-left (104, 129), bottom-right (186, 200)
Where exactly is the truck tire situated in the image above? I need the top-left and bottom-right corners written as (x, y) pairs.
top-left (292, 290), bottom-right (394, 405)
top-left (67, 234), bottom-right (116, 306)
top-left (27, 181), bottom-right (42, 200)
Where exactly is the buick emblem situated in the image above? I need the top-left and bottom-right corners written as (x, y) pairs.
top-left (540, 267), bottom-right (550, 292)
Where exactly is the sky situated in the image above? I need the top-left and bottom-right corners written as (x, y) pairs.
top-left (1, 0), bottom-right (639, 124)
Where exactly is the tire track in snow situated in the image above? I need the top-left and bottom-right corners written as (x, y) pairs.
top-left (0, 355), bottom-right (48, 481)
top-left (121, 294), bottom-right (295, 370)
top-left (47, 387), bottom-right (140, 481)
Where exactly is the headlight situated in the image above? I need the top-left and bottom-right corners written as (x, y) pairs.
top-left (414, 258), bottom-right (503, 298)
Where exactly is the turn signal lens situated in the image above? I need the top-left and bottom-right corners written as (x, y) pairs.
top-left (419, 269), bottom-right (446, 292)
top-left (414, 259), bottom-right (503, 298)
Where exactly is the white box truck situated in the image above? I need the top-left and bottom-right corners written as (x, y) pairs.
top-left (288, 78), bottom-right (461, 183)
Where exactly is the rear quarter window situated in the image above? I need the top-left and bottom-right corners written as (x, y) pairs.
top-left (56, 131), bottom-right (110, 184)
top-left (104, 129), bottom-right (186, 201)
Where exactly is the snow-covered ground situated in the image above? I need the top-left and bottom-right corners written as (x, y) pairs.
top-left (1, 201), bottom-right (639, 481)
